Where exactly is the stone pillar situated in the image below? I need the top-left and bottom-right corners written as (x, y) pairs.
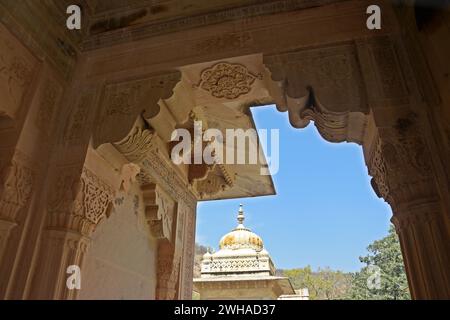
top-left (29, 167), bottom-right (113, 299)
top-left (357, 34), bottom-right (450, 299)
top-left (368, 128), bottom-right (450, 299)
top-left (265, 36), bottom-right (450, 299)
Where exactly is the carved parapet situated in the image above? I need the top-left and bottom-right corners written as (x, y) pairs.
top-left (93, 71), bottom-right (181, 148)
top-left (47, 167), bottom-right (114, 236)
top-left (142, 183), bottom-right (176, 241)
top-left (264, 44), bottom-right (368, 144)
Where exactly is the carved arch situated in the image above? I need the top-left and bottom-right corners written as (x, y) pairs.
top-left (263, 44), bottom-right (369, 145)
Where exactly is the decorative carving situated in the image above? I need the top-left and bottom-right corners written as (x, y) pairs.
top-left (114, 127), bottom-right (155, 162)
top-left (368, 38), bottom-right (408, 102)
top-left (198, 62), bottom-right (262, 99)
top-left (181, 205), bottom-right (196, 299)
top-left (264, 45), bottom-right (368, 144)
top-left (156, 241), bottom-right (181, 300)
top-left (36, 81), bottom-right (61, 136)
top-left (83, 0), bottom-right (337, 50)
top-left (141, 184), bottom-right (176, 241)
top-left (0, 24), bottom-right (36, 120)
top-left (112, 124), bottom-right (196, 210)
top-left (368, 138), bottom-right (390, 202)
top-left (118, 163), bottom-right (141, 193)
top-left (63, 93), bottom-right (93, 145)
top-left (368, 120), bottom-right (436, 209)
top-left (139, 155), bottom-right (197, 212)
top-left (74, 168), bottom-right (114, 226)
top-left (47, 167), bottom-right (114, 235)
top-left (195, 32), bottom-right (253, 54)
top-left (0, 160), bottom-right (34, 222)
top-left (106, 83), bottom-right (141, 116)
top-left (192, 164), bottom-right (234, 199)
top-left (94, 71), bottom-right (181, 148)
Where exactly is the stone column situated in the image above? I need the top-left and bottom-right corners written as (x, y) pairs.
top-left (264, 37), bottom-right (450, 299)
top-left (178, 202), bottom-right (197, 300)
top-left (29, 167), bottom-right (113, 299)
top-left (368, 128), bottom-right (450, 299)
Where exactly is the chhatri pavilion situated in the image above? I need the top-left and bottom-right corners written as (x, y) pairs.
top-left (194, 205), bottom-right (308, 300)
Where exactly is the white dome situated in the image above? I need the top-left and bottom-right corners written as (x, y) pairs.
top-left (199, 205), bottom-right (276, 277)
top-left (218, 204), bottom-right (264, 252)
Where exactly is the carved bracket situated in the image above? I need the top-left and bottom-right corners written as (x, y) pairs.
top-left (142, 183), bottom-right (176, 241)
top-left (47, 167), bottom-right (114, 236)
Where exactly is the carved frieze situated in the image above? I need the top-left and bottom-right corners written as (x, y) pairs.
top-left (194, 32), bottom-right (253, 55)
top-left (197, 62), bottom-right (262, 100)
top-left (83, 0), bottom-right (337, 50)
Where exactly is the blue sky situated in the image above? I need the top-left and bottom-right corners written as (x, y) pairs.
top-left (196, 105), bottom-right (392, 272)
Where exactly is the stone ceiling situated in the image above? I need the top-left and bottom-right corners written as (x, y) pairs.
top-left (85, 0), bottom-right (263, 16)
top-left (77, 0), bottom-right (337, 48)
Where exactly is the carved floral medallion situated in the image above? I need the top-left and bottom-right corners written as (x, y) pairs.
top-left (198, 62), bottom-right (262, 99)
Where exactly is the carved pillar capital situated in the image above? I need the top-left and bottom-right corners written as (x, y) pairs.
top-left (367, 124), bottom-right (437, 210)
top-left (366, 119), bottom-right (450, 299)
top-left (47, 167), bottom-right (114, 236)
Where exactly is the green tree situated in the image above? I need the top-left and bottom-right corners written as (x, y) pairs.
top-left (348, 225), bottom-right (410, 300)
top-left (282, 266), bottom-right (352, 300)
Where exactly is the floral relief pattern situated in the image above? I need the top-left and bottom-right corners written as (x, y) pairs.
top-left (198, 62), bottom-right (262, 99)
top-left (0, 160), bottom-right (34, 221)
